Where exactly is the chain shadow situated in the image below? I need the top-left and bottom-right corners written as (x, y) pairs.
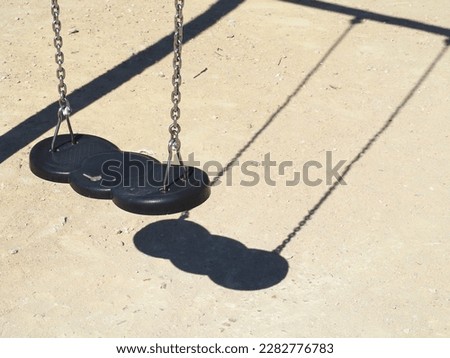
top-left (209, 17), bottom-right (361, 186)
top-left (6, 0), bottom-right (447, 166)
top-left (133, 19), bottom-right (361, 290)
top-left (134, 36), bottom-right (449, 290)
top-left (0, 0), bottom-right (245, 165)
top-left (134, 219), bottom-right (288, 291)
top-left (274, 38), bottom-right (450, 254)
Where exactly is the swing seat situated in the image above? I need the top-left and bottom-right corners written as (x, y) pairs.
top-left (112, 162), bottom-right (210, 215)
top-left (69, 151), bottom-right (159, 199)
top-left (29, 134), bottom-right (119, 183)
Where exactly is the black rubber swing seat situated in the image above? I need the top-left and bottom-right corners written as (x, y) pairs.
top-left (69, 151), bottom-right (159, 200)
top-left (111, 162), bottom-right (211, 215)
top-left (29, 134), bottom-right (119, 183)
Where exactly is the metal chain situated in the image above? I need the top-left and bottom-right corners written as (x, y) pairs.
top-left (168, 0), bottom-right (184, 152)
top-left (51, 0), bottom-right (74, 151)
top-left (162, 0), bottom-right (186, 191)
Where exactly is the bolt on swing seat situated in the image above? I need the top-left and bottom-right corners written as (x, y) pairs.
top-left (29, 1), bottom-right (120, 184)
top-left (68, 151), bottom-right (159, 199)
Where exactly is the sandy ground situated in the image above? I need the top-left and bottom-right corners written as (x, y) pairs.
top-left (0, 0), bottom-right (449, 337)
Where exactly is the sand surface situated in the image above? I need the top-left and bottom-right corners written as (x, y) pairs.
top-left (1, 0), bottom-right (449, 337)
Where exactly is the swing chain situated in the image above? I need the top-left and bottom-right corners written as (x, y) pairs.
top-left (168, 0), bottom-right (184, 152)
top-left (51, 0), bottom-right (74, 150)
top-left (162, 0), bottom-right (186, 192)
top-left (51, 1), bottom-right (70, 113)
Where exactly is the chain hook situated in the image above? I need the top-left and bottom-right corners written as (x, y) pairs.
top-left (51, 99), bottom-right (75, 151)
top-left (161, 136), bottom-right (187, 193)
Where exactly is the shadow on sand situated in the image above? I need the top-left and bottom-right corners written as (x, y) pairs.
top-left (134, 219), bottom-right (289, 291)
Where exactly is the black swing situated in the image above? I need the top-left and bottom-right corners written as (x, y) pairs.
top-left (30, 0), bottom-right (210, 215)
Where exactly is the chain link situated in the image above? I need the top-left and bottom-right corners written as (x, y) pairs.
top-left (50, 0), bottom-right (74, 150)
top-left (51, 1), bottom-right (70, 110)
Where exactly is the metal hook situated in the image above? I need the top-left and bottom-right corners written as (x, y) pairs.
top-left (50, 100), bottom-right (75, 152)
top-left (161, 138), bottom-right (187, 193)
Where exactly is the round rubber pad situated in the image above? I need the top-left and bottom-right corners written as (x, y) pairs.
top-left (112, 163), bottom-right (211, 215)
top-left (29, 134), bottom-right (119, 183)
top-left (69, 151), bottom-right (159, 199)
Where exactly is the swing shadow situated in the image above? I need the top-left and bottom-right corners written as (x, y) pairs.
top-left (133, 33), bottom-right (449, 290)
top-left (133, 19), bottom-right (360, 291)
top-left (281, 0), bottom-right (450, 38)
top-left (274, 38), bottom-right (450, 254)
top-left (0, 0), bottom-right (245, 165)
top-left (134, 219), bottom-right (289, 291)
